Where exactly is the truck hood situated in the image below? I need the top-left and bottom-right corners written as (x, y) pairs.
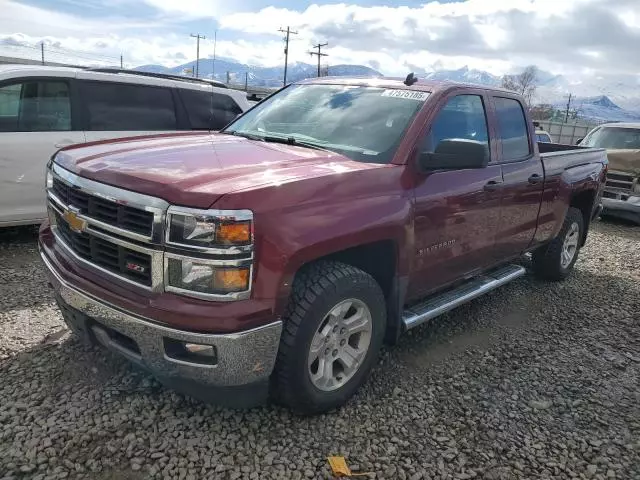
top-left (55, 133), bottom-right (381, 208)
top-left (606, 149), bottom-right (640, 176)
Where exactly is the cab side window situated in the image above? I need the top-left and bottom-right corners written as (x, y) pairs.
top-left (0, 80), bottom-right (72, 132)
top-left (423, 94), bottom-right (489, 157)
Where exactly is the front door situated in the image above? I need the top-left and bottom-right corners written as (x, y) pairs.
top-left (490, 96), bottom-right (544, 257)
top-left (0, 79), bottom-right (85, 225)
top-left (409, 93), bottom-right (503, 300)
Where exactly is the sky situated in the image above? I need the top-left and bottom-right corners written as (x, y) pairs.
top-left (1, 0), bottom-right (639, 79)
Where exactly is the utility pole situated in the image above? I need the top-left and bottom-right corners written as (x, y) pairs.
top-left (40, 42), bottom-right (44, 65)
top-left (212, 30), bottom-right (217, 79)
top-left (226, 71), bottom-right (230, 84)
top-left (190, 33), bottom-right (206, 78)
top-left (278, 26), bottom-right (298, 86)
top-left (564, 93), bottom-right (572, 123)
top-left (244, 71), bottom-right (248, 91)
top-left (309, 42), bottom-right (328, 77)
top-left (120, 54), bottom-right (123, 69)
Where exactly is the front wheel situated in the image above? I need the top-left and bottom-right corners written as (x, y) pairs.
top-left (271, 261), bottom-right (386, 414)
top-left (532, 206), bottom-right (584, 281)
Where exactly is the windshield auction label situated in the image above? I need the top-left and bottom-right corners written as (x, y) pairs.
top-left (381, 89), bottom-right (429, 101)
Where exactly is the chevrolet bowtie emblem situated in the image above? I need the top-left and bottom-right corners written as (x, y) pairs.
top-left (62, 208), bottom-right (87, 233)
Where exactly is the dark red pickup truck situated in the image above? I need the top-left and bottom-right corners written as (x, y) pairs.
top-left (40, 77), bottom-right (608, 413)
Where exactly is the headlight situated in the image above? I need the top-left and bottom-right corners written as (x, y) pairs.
top-left (165, 256), bottom-right (251, 298)
top-left (166, 207), bottom-right (253, 250)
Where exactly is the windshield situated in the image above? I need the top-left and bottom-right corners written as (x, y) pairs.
top-left (582, 126), bottom-right (640, 149)
top-left (536, 133), bottom-right (551, 143)
top-left (223, 84), bottom-right (429, 163)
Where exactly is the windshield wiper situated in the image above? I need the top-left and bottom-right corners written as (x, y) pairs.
top-left (262, 135), bottom-right (327, 152)
top-left (221, 130), bottom-right (265, 141)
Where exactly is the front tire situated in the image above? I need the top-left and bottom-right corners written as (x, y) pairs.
top-left (271, 261), bottom-right (386, 414)
top-left (532, 207), bottom-right (584, 281)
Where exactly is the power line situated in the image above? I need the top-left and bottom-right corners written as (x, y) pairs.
top-left (309, 42), bottom-right (328, 77)
top-left (190, 33), bottom-right (206, 78)
top-left (278, 26), bottom-right (298, 86)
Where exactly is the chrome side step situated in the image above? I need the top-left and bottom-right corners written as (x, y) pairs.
top-left (402, 264), bottom-right (526, 330)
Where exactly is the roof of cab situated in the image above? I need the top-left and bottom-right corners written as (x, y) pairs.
top-left (296, 75), bottom-right (517, 95)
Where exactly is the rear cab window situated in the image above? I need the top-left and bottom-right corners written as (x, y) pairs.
top-left (493, 97), bottom-right (531, 160)
top-left (79, 81), bottom-right (177, 131)
top-left (0, 80), bottom-right (72, 132)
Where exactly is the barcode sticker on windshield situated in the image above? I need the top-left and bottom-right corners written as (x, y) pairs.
top-left (381, 89), bottom-right (429, 101)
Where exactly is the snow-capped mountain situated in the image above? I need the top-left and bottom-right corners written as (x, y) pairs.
top-left (135, 60), bottom-right (381, 87)
top-left (134, 59), bottom-right (640, 123)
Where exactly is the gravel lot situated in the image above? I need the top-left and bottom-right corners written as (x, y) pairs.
top-left (1, 221), bottom-right (639, 480)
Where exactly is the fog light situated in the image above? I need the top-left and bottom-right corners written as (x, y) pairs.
top-left (184, 343), bottom-right (216, 356)
top-left (164, 338), bottom-right (217, 366)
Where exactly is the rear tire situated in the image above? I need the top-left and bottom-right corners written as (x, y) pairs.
top-left (271, 261), bottom-right (386, 414)
top-left (532, 207), bottom-right (584, 281)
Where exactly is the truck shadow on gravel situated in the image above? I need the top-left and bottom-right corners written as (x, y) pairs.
top-left (389, 267), bottom-right (638, 376)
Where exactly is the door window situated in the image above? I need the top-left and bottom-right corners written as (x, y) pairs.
top-left (494, 97), bottom-right (531, 159)
top-left (0, 81), bottom-right (71, 132)
top-left (211, 92), bottom-right (243, 130)
top-left (424, 94), bottom-right (489, 156)
top-left (81, 81), bottom-right (177, 131)
top-left (179, 89), bottom-right (242, 130)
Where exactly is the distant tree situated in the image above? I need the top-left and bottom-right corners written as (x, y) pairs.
top-left (501, 66), bottom-right (538, 106)
top-left (529, 103), bottom-right (556, 121)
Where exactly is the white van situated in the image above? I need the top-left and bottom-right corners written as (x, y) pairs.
top-left (0, 65), bottom-right (250, 227)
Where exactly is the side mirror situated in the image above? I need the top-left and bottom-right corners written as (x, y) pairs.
top-left (576, 138), bottom-right (583, 145)
top-left (418, 139), bottom-right (490, 171)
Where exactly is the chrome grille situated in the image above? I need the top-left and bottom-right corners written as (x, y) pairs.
top-left (605, 171), bottom-right (635, 193)
top-left (52, 177), bottom-right (154, 236)
top-left (53, 209), bottom-right (152, 286)
top-left (47, 163), bottom-right (167, 291)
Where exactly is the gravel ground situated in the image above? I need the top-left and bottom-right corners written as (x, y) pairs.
top-left (0, 220), bottom-right (639, 480)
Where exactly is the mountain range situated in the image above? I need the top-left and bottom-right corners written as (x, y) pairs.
top-left (135, 59), bottom-right (640, 124)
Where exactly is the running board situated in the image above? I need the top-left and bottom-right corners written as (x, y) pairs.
top-left (402, 264), bottom-right (526, 330)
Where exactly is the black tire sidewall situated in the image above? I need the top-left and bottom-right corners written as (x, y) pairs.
top-left (286, 271), bottom-right (386, 412)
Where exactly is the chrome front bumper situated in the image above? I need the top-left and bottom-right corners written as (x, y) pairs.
top-left (41, 248), bottom-right (282, 398)
top-left (602, 197), bottom-right (640, 223)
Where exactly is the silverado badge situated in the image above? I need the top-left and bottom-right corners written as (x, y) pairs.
top-left (62, 208), bottom-right (87, 234)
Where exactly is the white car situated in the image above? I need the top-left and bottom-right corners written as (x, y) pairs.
top-left (0, 65), bottom-right (250, 227)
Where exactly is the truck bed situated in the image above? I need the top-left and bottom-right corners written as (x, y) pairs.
top-left (538, 142), bottom-right (608, 178)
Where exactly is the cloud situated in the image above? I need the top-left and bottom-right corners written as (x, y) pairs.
top-left (218, 0), bottom-right (640, 76)
top-left (0, 0), bottom-right (639, 80)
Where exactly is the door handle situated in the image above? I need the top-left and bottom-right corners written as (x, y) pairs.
top-left (484, 179), bottom-right (504, 192)
top-left (528, 174), bottom-right (543, 185)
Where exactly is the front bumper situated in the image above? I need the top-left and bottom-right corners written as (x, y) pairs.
top-left (41, 248), bottom-right (282, 407)
top-left (602, 196), bottom-right (640, 224)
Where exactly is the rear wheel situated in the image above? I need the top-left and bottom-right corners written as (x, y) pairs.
top-left (532, 207), bottom-right (584, 281)
top-left (271, 261), bottom-right (386, 414)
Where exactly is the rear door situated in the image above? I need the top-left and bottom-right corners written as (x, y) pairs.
top-left (409, 92), bottom-right (504, 298)
top-left (78, 80), bottom-right (180, 143)
top-left (0, 78), bottom-right (85, 225)
top-left (490, 96), bottom-right (544, 257)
